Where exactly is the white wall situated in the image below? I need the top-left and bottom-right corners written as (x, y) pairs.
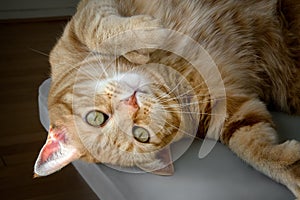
top-left (0, 0), bottom-right (80, 19)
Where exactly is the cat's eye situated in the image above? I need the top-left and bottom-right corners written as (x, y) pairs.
top-left (132, 126), bottom-right (150, 143)
top-left (85, 110), bottom-right (109, 127)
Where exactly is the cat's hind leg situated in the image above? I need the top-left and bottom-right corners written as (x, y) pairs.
top-left (221, 96), bottom-right (300, 198)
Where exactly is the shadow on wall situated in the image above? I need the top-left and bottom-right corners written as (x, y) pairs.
top-left (0, 0), bottom-right (80, 20)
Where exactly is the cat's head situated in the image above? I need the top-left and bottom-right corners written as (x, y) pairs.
top-left (34, 55), bottom-right (195, 177)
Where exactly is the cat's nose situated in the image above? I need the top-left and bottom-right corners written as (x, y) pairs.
top-left (122, 91), bottom-right (139, 110)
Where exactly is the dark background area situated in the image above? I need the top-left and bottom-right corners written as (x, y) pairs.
top-left (0, 18), bottom-right (98, 200)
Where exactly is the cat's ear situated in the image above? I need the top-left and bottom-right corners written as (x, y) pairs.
top-left (136, 146), bottom-right (174, 176)
top-left (123, 50), bottom-right (151, 65)
top-left (34, 127), bottom-right (81, 177)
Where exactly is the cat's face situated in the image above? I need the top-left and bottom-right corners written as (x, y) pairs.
top-left (34, 58), bottom-right (185, 177)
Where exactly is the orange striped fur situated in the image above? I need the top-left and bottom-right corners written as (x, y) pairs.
top-left (34, 0), bottom-right (300, 197)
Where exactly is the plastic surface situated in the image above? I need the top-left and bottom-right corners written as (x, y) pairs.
top-left (38, 79), bottom-right (299, 200)
top-left (38, 78), bottom-right (51, 131)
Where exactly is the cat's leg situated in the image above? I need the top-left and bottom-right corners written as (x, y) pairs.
top-left (71, 0), bottom-right (166, 64)
top-left (221, 96), bottom-right (300, 198)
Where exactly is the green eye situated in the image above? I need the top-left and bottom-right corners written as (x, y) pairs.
top-left (132, 126), bottom-right (150, 143)
top-left (85, 110), bottom-right (109, 127)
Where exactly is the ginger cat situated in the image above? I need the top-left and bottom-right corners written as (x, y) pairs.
top-left (34, 0), bottom-right (300, 198)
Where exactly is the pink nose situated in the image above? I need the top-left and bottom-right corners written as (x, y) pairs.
top-left (123, 92), bottom-right (139, 109)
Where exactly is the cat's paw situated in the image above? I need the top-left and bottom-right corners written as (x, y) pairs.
top-left (123, 50), bottom-right (151, 65)
top-left (98, 15), bottom-right (167, 64)
top-left (287, 159), bottom-right (300, 199)
top-left (128, 14), bottom-right (167, 44)
top-left (122, 15), bottom-right (167, 64)
top-left (281, 140), bottom-right (300, 199)
top-left (127, 15), bottom-right (163, 30)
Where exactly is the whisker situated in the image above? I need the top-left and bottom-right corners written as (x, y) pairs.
top-left (150, 115), bottom-right (197, 138)
top-left (114, 43), bottom-right (118, 78)
top-left (157, 81), bottom-right (208, 104)
top-left (157, 92), bottom-right (209, 104)
top-left (157, 109), bottom-right (225, 116)
top-left (93, 53), bottom-right (110, 78)
top-left (29, 48), bottom-right (49, 57)
top-left (162, 101), bottom-right (201, 108)
top-left (157, 87), bottom-right (225, 104)
top-left (79, 66), bottom-right (99, 81)
top-left (156, 67), bottom-right (198, 101)
top-left (162, 97), bottom-right (226, 108)
top-left (155, 74), bottom-right (188, 101)
top-left (157, 68), bottom-right (226, 104)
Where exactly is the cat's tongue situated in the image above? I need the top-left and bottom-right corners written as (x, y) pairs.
top-left (34, 127), bottom-right (80, 177)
